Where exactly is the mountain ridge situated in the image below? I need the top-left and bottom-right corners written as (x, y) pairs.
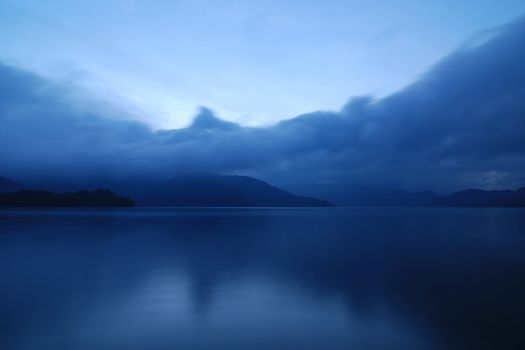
top-left (0, 176), bottom-right (24, 193)
top-left (136, 174), bottom-right (335, 207)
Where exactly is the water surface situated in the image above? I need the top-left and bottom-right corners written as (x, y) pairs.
top-left (1, 208), bottom-right (524, 350)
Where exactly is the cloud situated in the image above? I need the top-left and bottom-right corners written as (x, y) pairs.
top-left (1, 15), bottom-right (525, 192)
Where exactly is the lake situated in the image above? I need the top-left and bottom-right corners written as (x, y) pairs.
top-left (1, 208), bottom-right (524, 350)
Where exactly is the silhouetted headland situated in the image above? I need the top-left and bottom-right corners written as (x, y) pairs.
top-left (0, 189), bottom-right (134, 207)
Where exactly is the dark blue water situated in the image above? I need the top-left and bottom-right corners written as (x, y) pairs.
top-left (1, 208), bottom-right (524, 350)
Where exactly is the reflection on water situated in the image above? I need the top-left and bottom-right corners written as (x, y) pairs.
top-left (1, 208), bottom-right (524, 350)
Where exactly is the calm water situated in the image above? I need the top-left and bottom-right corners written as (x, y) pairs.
top-left (1, 208), bottom-right (524, 350)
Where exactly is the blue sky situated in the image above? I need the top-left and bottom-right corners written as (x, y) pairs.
top-left (1, 0), bottom-right (524, 128)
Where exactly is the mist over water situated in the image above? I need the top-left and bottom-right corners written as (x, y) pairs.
top-left (1, 208), bottom-right (524, 350)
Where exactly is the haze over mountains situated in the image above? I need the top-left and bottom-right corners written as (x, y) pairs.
top-left (2, 174), bottom-right (525, 207)
top-left (0, 16), bottom-right (525, 196)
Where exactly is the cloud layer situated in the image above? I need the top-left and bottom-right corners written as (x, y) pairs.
top-left (1, 16), bottom-right (525, 192)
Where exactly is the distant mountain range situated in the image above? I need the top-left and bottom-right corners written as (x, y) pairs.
top-left (433, 188), bottom-right (525, 207)
top-left (2, 173), bottom-right (525, 207)
top-left (284, 183), bottom-right (525, 207)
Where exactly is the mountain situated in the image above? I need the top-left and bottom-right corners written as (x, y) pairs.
top-left (433, 187), bottom-right (525, 207)
top-left (11, 171), bottom-right (525, 207)
top-left (0, 189), bottom-right (134, 207)
top-left (135, 174), bottom-right (334, 207)
top-left (0, 176), bottom-right (23, 193)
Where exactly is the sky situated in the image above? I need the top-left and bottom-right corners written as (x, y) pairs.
top-left (1, 0), bottom-right (525, 128)
top-left (1, 1), bottom-right (525, 196)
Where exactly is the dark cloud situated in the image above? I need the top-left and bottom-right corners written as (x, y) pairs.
top-left (1, 16), bottom-right (525, 192)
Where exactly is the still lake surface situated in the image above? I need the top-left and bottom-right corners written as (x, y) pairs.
top-left (1, 208), bottom-right (524, 350)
